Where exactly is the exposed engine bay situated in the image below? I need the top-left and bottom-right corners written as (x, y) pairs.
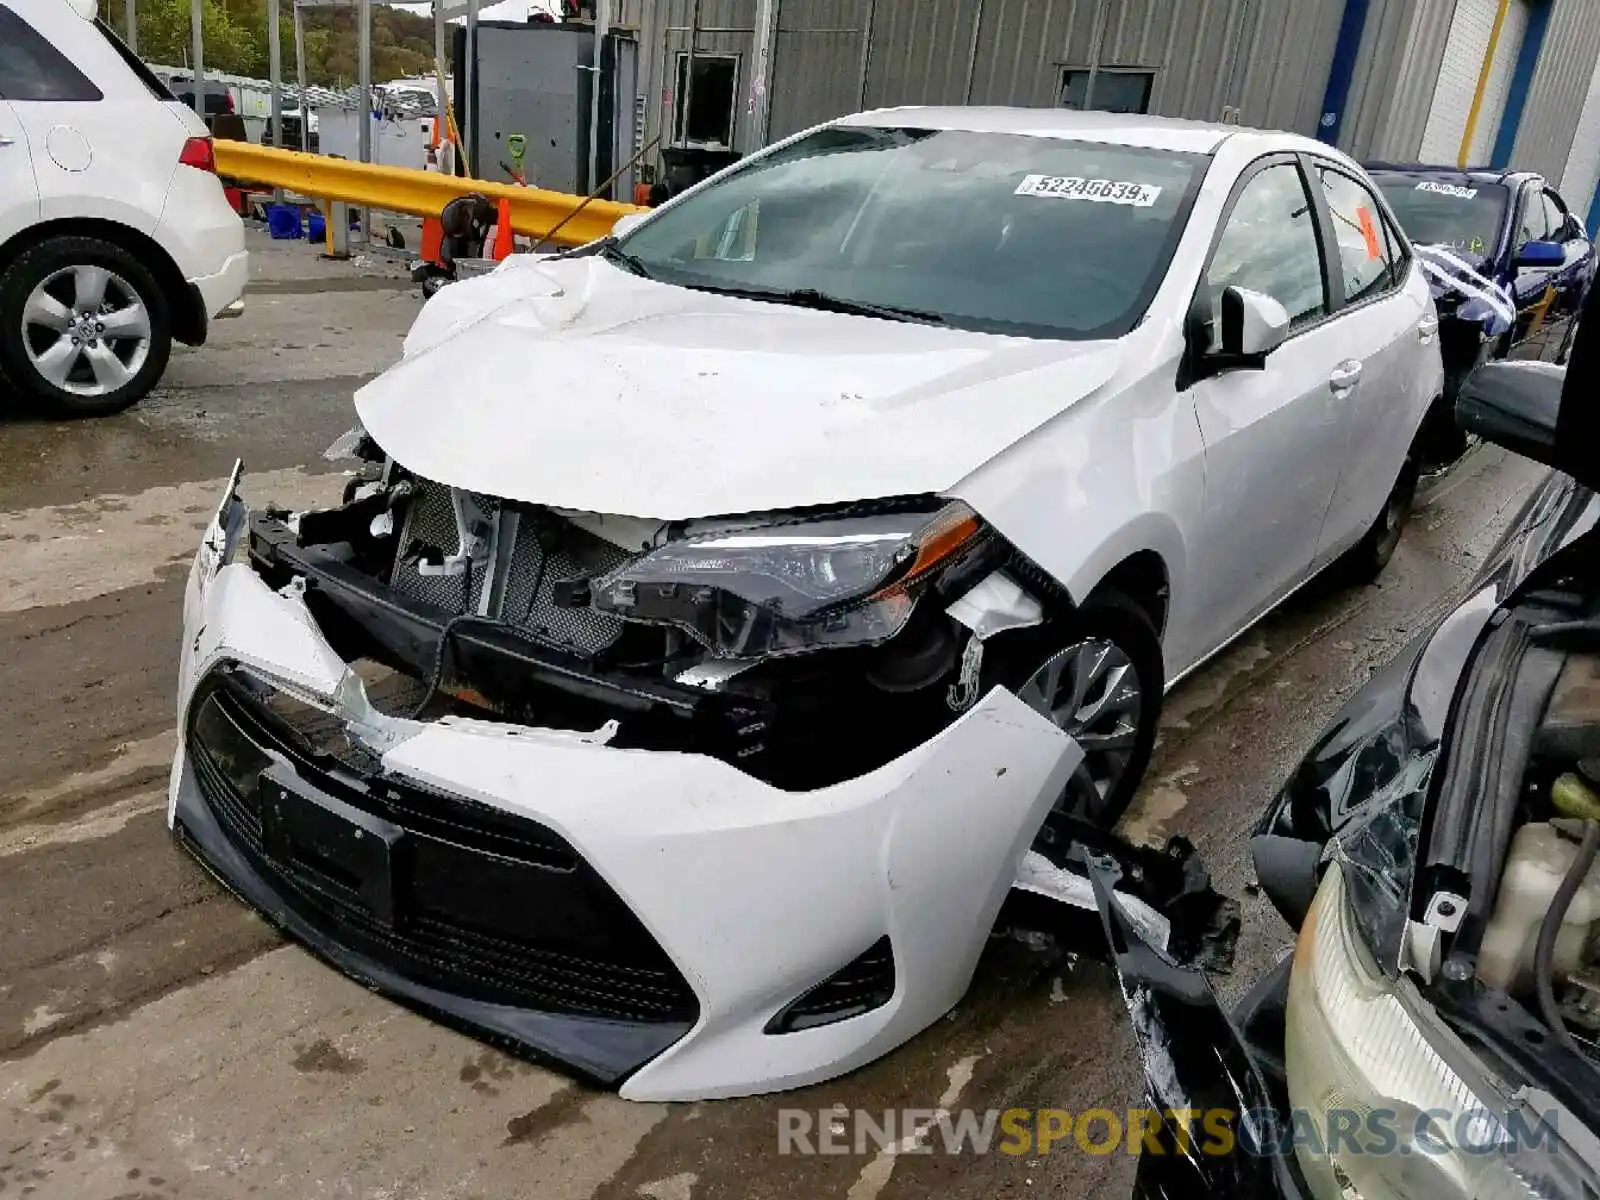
top-left (246, 431), bottom-right (1063, 792)
top-left (1479, 641), bottom-right (1600, 1061)
top-left (1392, 512), bottom-right (1600, 1101)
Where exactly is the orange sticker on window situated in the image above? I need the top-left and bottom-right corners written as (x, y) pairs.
top-left (1357, 206), bottom-right (1382, 260)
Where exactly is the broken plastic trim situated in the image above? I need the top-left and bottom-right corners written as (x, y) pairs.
top-left (1085, 852), bottom-right (1295, 1198)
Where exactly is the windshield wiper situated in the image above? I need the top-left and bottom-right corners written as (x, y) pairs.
top-left (596, 239), bottom-right (653, 278)
top-left (688, 284), bottom-right (950, 326)
top-left (555, 235), bottom-right (654, 278)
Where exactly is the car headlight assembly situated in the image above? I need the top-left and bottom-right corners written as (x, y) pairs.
top-left (1285, 861), bottom-right (1600, 1199)
top-left (592, 501), bottom-right (988, 659)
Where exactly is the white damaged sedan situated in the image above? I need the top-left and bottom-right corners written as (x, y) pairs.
top-left (171, 108), bottom-right (1440, 1100)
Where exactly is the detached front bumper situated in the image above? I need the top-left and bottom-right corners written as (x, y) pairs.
top-left (171, 492), bottom-right (1083, 1101)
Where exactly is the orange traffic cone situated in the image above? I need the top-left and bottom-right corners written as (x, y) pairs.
top-left (420, 215), bottom-right (444, 266)
top-left (491, 197), bottom-right (515, 260)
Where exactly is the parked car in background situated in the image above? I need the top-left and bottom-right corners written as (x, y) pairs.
top-left (1367, 164), bottom-right (1595, 468)
top-left (0, 0), bottom-right (247, 416)
top-left (1106, 280), bottom-right (1600, 1198)
top-left (276, 107), bottom-right (319, 153)
top-left (165, 75), bottom-right (237, 120)
top-left (170, 109), bottom-right (1442, 1102)
top-left (376, 81), bottom-right (438, 117)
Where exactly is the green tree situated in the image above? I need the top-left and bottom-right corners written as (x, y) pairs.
top-left (108, 0), bottom-right (437, 87)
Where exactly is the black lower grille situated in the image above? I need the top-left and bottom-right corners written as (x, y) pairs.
top-left (765, 937), bottom-right (896, 1034)
top-left (187, 670), bottom-right (698, 1025)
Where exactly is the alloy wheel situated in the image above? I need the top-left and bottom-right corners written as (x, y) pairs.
top-left (1016, 638), bottom-right (1144, 820)
top-left (20, 265), bottom-right (152, 397)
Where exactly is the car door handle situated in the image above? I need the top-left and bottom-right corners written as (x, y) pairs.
top-left (1329, 361), bottom-right (1363, 395)
top-left (0, 136), bottom-right (15, 147)
top-left (1418, 313), bottom-right (1439, 345)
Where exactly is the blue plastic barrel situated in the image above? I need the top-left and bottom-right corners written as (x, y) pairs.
top-left (306, 210), bottom-right (326, 243)
top-left (266, 204), bottom-right (303, 240)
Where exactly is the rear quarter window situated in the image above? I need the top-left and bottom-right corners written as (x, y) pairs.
top-left (93, 18), bottom-right (175, 100)
top-left (0, 5), bottom-right (103, 102)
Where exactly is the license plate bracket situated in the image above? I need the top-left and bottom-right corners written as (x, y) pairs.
top-left (259, 765), bottom-right (404, 928)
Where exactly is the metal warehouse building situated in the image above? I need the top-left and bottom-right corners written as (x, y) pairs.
top-left (609, 0), bottom-right (1600, 228)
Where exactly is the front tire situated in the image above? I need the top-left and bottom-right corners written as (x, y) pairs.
top-left (0, 236), bottom-right (172, 417)
top-left (990, 588), bottom-right (1164, 829)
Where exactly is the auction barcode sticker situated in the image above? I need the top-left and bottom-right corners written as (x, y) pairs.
top-left (1415, 180), bottom-right (1478, 199)
top-left (1015, 175), bottom-right (1163, 206)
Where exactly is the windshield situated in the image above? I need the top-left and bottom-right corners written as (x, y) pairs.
top-left (1374, 178), bottom-right (1509, 259)
top-left (615, 126), bottom-right (1208, 340)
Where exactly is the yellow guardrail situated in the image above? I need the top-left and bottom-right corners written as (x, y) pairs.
top-left (213, 141), bottom-right (644, 247)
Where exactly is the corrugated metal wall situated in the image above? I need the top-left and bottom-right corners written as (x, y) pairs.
top-left (613, 0), bottom-right (757, 156)
top-left (1559, 53), bottom-right (1600, 225)
top-left (1099, 0), bottom-right (1342, 132)
top-left (860, 0), bottom-right (984, 108)
top-left (964, 0), bottom-right (1100, 108)
top-left (1509, 0), bottom-right (1600, 181)
top-left (613, 0), bottom-right (1600, 193)
top-left (1341, 0), bottom-right (1458, 163)
top-left (853, 0), bottom-right (1341, 130)
top-left (1217, 0), bottom-right (1344, 133)
top-left (768, 0), bottom-right (870, 140)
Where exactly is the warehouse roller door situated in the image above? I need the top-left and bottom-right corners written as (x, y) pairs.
top-left (1418, 0), bottom-right (1528, 165)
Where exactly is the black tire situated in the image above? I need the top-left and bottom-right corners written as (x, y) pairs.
top-left (1334, 454), bottom-right (1420, 584)
top-left (986, 587), bottom-right (1164, 830)
top-left (0, 235), bottom-right (173, 417)
top-left (1414, 390), bottom-right (1469, 472)
top-left (1557, 314), bottom-right (1581, 366)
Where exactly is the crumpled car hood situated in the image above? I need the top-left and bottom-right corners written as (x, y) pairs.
top-left (356, 256), bottom-right (1124, 519)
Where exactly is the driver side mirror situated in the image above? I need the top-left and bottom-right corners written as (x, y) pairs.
top-left (1514, 239), bottom-right (1565, 269)
top-left (1455, 360), bottom-right (1563, 467)
top-left (1185, 287), bottom-right (1290, 383)
top-left (1190, 286), bottom-right (1290, 381)
top-left (1219, 286), bottom-right (1290, 359)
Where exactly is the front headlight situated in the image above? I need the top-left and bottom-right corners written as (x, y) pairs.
top-left (1286, 862), bottom-right (1600, 1198)
top-left (592, 501), bottom-right (987, 658)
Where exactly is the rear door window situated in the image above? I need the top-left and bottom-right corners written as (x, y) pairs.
top-left (0, 5), bottom-right (102, 101)
top-left (1317, 166), bottom-right (1398, 305)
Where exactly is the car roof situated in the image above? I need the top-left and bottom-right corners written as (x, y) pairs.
top-left (1365, 162), bottom-right (1538, 188)
top-left (835, 106), bottom-right (1329, 156)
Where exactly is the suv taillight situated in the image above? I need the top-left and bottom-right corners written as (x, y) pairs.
top-left (179, 136), bottom-right (217, 173)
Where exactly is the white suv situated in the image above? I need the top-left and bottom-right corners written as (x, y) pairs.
top-left (0, 0), bottom-right (247, 416)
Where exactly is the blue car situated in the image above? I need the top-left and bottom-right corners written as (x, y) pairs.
top-left (1365, 164), bottom-right (1596, 466)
